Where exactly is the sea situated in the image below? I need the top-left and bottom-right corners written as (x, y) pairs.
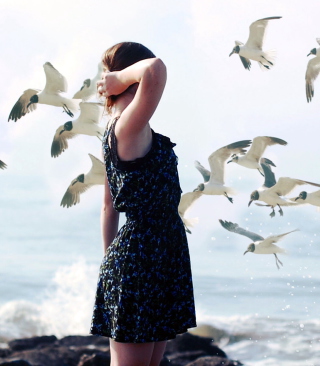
top-left (1, 173), bottom-right (320, 366)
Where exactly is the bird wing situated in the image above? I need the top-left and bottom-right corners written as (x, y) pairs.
top-left (194, 161), bottom-right (211, 182)
top-left (0, 160), bottom-right (7, 169)
top-left (208, 140), bottom-right (251, 184)
top-left (77, 102), bottom-right (104, 125)
top-left (239, 56), bottom-right (251, 70)
top-left (178, 191), bottom-right (202, 218)
top-left (245, 16), bottom-right (282, 50)
top-left (88, 153), bottom-right (105, 176)
top-left (8, 89), bottom-right (39, 122)
top-left (261, 159), bottom-right (276, 188)
top-left (60, 179), bottom-right (93, 208)
top-left (268, 177), bottom-right (320, 196)
top-left (261, 229), bottom-right (299, 247)
top-left (43, 62), bottom-right (68, 94)
top-left (305, 57), bottom-right (320, 102)
top-left (246, 136), bottom-right (287, 161)
top-left (51, 125), bottom-right (77, 158)
top-left (219, 219), bottom-right (264, 241)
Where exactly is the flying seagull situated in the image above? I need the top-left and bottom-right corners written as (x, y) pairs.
top-left (0, 160), bottom-right (7, 170)
top-left (219, 219), bottom-right (298, 269)
top-left (306, 38), bottom-right (320, 102)
top-left (228, 136), bottom-right (287, 175)
top-left (248, 160), bottom-right (320, 217)
top-left (178, 191), bottom-right (201, 233)
top-left (61, 154), bottom-right (105, 208)
top-left (8, 62), bottom-right (81, 122)
top-left (229, 16), bottom-right (282, 71)
top-left (193, 139), bottom-right (252, 203)
top-left (51, 102), bottom-right (105, 158)
top-left (73, 62), bottom-right (103, 101)
top-left (294, 189), bottom-right (320, 208)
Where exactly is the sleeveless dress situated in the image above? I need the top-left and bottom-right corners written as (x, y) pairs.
top-left (90, 117), bottom-right (196, 343)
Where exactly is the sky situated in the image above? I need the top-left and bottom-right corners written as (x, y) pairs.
top-left (1, 0), bottom-right (320, 275)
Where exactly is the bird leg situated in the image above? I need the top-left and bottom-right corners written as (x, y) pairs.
top-left (274, 253), bottom-right (283, 270)
top-left (277, 204), bottom-right (284, 216)
top-left (224, 192), bottom-right (233, 204)
top-left (270, 207), bottom-right (276, 218)
top-left (183, 222), bottom-right (192, 234)
top-left (62, 104), bottom-right (74, 118)
top-left (261, 55), bottom-right (273, 65)
top-left (259, 61), bottom-right (270, 69)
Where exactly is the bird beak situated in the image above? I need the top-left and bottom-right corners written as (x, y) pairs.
top-left (248, 200), bottom-right (253, 207)
top-left (307, 52), bottom-right (311, 56)
top-left (59, 129), bottom-right (65, 135)
top-left (227, 159), bottom-right (232, 164)
top-left (294, 196), bottom-right (300, 201)
top-left (243, 250), bottom-right (248, 255)
top-left (229, 50), bottom-right (235, 57)
top-left (26, 101), bottom-right (33, 108)
top-left (193, 187), bottom-right (199, 192)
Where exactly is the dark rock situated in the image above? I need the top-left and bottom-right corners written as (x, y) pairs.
top-left (77, 351), bottom-right (110, 366)
top-left (0, 361), bottom-right (32, 366)
top-left (0, 350), bottom-right (11, 358)
top-left (167, 350), bottom-right (209, 366)
top-left (165, 333), bottom-right (226, 358)
top-left (57, 336), bottom-right (109, 348)
top-left (185, 356), bottom-right (244, 366)
top-left (8, 336), bottom-right (57, 352)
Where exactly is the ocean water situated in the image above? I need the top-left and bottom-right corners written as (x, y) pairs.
top-left (1, 174), bottom-right (320, 366)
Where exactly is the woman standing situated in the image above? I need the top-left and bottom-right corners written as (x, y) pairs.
top-left (91, 42), bottom-right (196, 366)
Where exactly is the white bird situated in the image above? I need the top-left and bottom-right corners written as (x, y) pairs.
top-left (229, 16), bottom-right (282, 71)
top-left (178, 191), bottom-right (201, 233)
top-left (8, 62), bottom-right (81, 122)
top-left (61, 154), bottom-right (105, 208)
top-left (219, 219), bottom-right (298, 269)
top-left (193, 140), bottom-right (252, 203)
top-left (0, 160), bottom-right (7, 170)
top-left (294, 190), bottom-right (320, 208)
top-left (73, 62), bottom-right (103, 101)
top-left (306, 38), bottom-right (320, 102)
top-left (228, 136), bottom-right (287, 175)
top-left (248, 160), bottom-right (320, 217)
top-left (51, 102), bottom-right (105, 158)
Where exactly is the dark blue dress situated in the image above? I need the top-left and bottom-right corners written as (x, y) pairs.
top-left (90, 117), bottom-right (196, 343)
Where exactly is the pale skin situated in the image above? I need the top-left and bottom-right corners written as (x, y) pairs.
top-left (97, 57), bottom-right (167, 366)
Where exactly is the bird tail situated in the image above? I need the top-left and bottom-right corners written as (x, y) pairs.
top-left (258, 49), bottom-right (277, 71)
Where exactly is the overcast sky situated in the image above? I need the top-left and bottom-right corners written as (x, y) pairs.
top-left (1, 0), bottom-right (320, 271)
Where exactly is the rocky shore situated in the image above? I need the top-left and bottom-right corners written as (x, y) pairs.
top-left (0, 332), bottom-right (243, 366)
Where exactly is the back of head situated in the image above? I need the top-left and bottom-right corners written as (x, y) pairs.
top-left (102, 42), bottom-right (156, 113)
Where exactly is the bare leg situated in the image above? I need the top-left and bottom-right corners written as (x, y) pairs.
top-left (274, 253), bottom-right (283, 270)
top-left (110, 339), bottom-right (167, 366)
top-left (224, 192), bottom-right (233, 203)
top-left (277, 204), bottom-right (283, 216)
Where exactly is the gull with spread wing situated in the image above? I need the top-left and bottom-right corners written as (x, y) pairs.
top-left (73, 62), bottom-right (103, 101)
top-left (228, 136), bottom-right (287, 175)
top-left (229, 16), bottom-right (282, 71)
top-left (61, 154), bottom-right (105, 208)
top-left (8, 62), bottom-right (81, 122)
top-left (306, 38), bottom-right (320, 102)
top-left (294, 189), bottom-right (320, 208)
top-left (51, 102), bottom-right (105, 158)
top-left (219, 219), bottom-right (298, 269)
top-left (193, 139), bottom-right (251, 202)
top-left (248, 160), bottom-right (320, 217)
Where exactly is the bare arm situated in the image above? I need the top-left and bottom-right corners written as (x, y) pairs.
top-left (101, 175), bottom-right (119, 254)
top-left (97, 58), bottom-right (167, 135)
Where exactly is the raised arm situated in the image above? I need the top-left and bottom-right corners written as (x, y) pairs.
top-left (101, 175), bottom-right (119, 254)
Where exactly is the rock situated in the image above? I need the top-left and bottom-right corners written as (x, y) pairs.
top-left (165, 333), bottom-right (226, 358)
top-left (57, 336), bottom-right (109, 348)
top-left (185, 356), bottom-right (244, 366)
top-left (0, 361), bottom-right (32, 366)
top-left (8, 336), bottom-right (57, 352)
top-left (77, 352), bottom-right (110, 366)
top-left (166, 350), bottom-right (209, 366)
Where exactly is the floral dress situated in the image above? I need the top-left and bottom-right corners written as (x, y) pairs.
top-left (90, 117), bottom-right (196, 343)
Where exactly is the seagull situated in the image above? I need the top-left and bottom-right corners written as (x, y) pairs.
top-left (306, 38), bottom-right (320, 102)
top-left (8, 62), bottom-right (81, 122)
top-left (178, 191), bottom-right (202, 233)
top-left (219, 219), bottom-right (298, 269)
top-left (51, 102), bottom-right (105, 158)
top-left (229, 16), bottom-right (282, 71)
top-left (227, 136), bottom-right (287, 175)
top-left (248, 160), bottom-right (320, 217)
top-left (294, 189), bottom-right (320, 208)
top-left (0, 160), bottom-right (7, 170)
top-left (193, 140), bottom-right (252, 203)
top-left (61, 154), bottom-right (105, 208)
top-left (73, 62), bottom-right (103, 101)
